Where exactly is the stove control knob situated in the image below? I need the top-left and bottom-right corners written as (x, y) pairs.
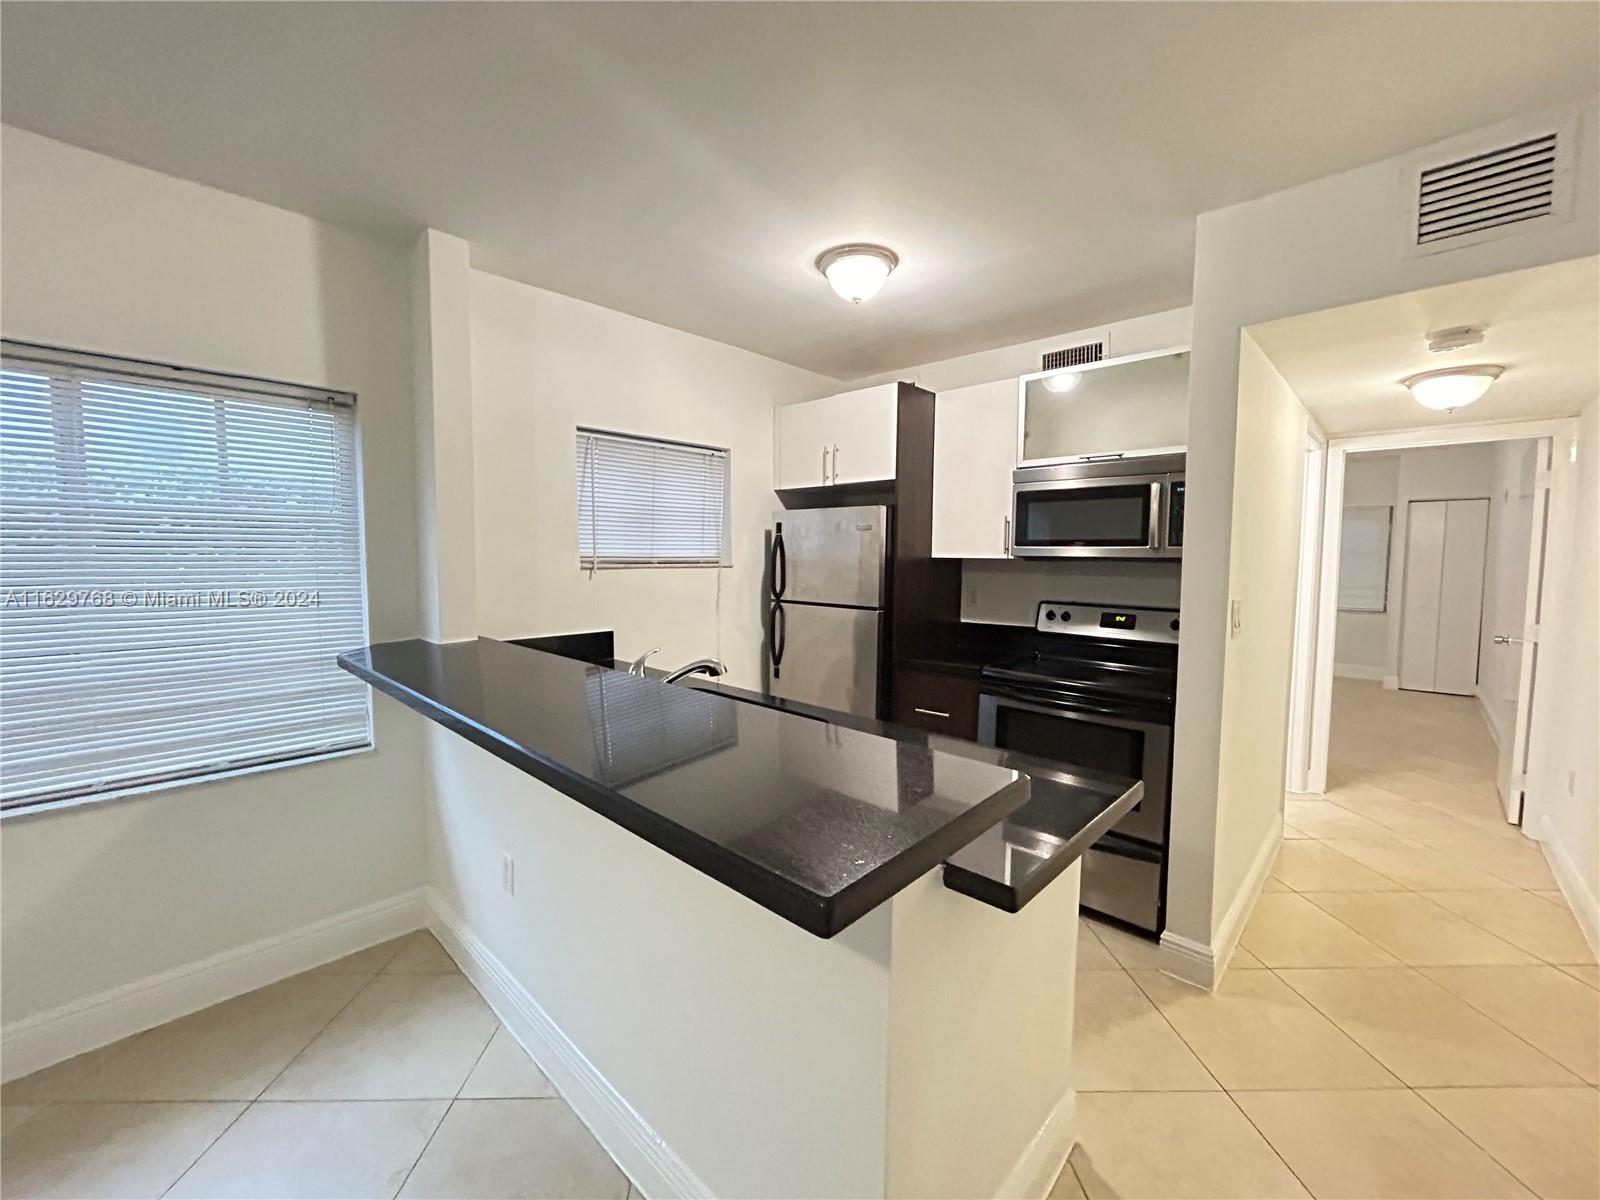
top-left (1044, 609), bottom-right (1057, 622)
top-left (1170, 618), bottom-right (1180, 632)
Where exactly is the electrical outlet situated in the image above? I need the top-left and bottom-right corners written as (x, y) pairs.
top-left (1229, 599), bottom-right (1242, 638)
top-left (501, 853), bottom-right (516, 896)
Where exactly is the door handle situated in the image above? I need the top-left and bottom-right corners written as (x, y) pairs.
top-left (822, 445), bottom-right (830, 485)
top-left (1492, 635), bottom-right (1525, 645)
top-left (832, 443), bottom-right (840, 484)
top-left (770, 602), bottom-right (786, 674)
top-left (771, 528), bottom-right (787, 599)
top-left (1003, 516), bottom-right (1011, 554)
top-left (913, 707), bottom-right (951, 719)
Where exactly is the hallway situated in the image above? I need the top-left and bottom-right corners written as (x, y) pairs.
top-left (1058, 678), bottom-right (1598, 1199)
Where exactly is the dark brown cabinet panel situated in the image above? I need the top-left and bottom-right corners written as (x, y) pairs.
top-left (890, 668), bottom-right (979, 741)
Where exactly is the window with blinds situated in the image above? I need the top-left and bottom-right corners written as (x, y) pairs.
top-left (1338, 505), bottom-right (1393, 613)
top-left (574, 428), bottom-right (730, 568)
top-left (0, 341), bottom-right (372, 812)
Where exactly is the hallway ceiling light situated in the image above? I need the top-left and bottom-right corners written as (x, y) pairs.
top-left (1042, 371), bottom-right (1083, 394)
top-left (816, 244), bottom-right (898, 304)
top-left (1401, 364), bottom-right (1504, 412)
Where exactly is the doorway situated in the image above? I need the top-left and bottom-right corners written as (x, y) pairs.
top-left (1300, 425), bottom-right (1567, 826)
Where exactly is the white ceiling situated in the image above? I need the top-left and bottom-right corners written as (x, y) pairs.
top-left (1, 3), bottom-right (1596, 379)
top-left (1249, 257), bottom-right (1600, 436)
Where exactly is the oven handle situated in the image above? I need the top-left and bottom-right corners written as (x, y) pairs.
top-left (979, 686), bottom-right (1172, 730)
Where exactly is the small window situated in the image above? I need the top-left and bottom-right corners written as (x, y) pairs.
top-left (574, 428), bottom-right (730, 569)
top-left (0, 341), bottom-right (372, 812)
top-left (1339, 505), bottom-right (1392, 613)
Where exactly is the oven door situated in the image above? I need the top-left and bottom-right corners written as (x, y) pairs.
top-left (977, 690), bottom-right (1170, 846)
top-left (1010, 475), bottom-right (1164, 558)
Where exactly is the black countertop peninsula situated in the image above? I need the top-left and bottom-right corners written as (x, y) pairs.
top-left (675, 673), bottom-right (1143, 913)
top-left (338, 638), bottom-right (1037, 938)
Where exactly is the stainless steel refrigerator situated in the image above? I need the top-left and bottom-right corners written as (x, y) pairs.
top-left (767, 505), bottom-right (889, 718)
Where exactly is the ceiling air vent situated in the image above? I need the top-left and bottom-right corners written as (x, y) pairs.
top-left (1042, 341), bottom-right (1104, 371)
top-left (1403, 111), bottom-right (1577, 257)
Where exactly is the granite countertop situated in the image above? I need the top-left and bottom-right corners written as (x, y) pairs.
top-left (679, 674), bottom-right (1143, 913)
top-left (337, 638), bottom-right (1034, 938)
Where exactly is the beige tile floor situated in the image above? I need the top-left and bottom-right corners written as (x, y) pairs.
top-left (1052, 679), bottom-right (1598, 1200)
top-left (5, 682), bottom-right (1594, 1199)
top-left (1, 931), bottom-right (637, 1199)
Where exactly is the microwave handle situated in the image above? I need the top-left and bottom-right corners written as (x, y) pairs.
top-left (1146, 482), bottom-right (1162, 551)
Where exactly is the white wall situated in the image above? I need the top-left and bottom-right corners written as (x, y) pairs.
top-left (1207, 333), bottom-right (1312, 943)
top-left (1479, 440), bottom-right (1539, 747)
top-left (1170, 96), bottom-right (1600, 954)
top-left (1334, 454), bottom-right (1400, 678)
top-left (468, 269), bottom-right (833, 689)
top-left (1526, 399), bottom-right (1600, 951)
top-left (0, 127), bottom-right (428, 1025)
top-left (425, 729), bottom-right (893, 1199)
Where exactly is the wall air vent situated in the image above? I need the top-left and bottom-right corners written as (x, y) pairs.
top-left (1041, 341), bottom-right (1104, 371)
top-left (1403, 111), bottom-right (1578, 258)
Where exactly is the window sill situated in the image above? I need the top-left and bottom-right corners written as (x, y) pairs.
top-left (0, 744), bottom-right (376, 823)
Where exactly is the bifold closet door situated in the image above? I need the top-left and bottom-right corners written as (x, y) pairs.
top-left (1399, 497), bottom-right (1489, 695)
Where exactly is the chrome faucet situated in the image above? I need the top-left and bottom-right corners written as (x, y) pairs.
top-left (663, 657), bottom-right (728, 684)
top-left (627, 647), bottom-right (661, 676)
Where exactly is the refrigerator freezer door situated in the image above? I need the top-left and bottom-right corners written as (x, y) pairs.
top-left (772, 506), bottom-right (888, 607)
top-left (769, 602), bottom-right (883, 718)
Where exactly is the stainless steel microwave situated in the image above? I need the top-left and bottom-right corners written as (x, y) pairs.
top-left (1010, 453), bottom-right (1185, 559)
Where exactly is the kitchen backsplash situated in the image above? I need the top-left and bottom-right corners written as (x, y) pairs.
top-left (960, 559), bottom-right (1181, 626)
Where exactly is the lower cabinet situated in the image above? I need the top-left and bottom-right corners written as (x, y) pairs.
top-left (890, 668), bottom-right (980, 741)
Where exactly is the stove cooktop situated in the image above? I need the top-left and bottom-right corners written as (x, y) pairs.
top-left (979, 602), bottom-right (1178, 709)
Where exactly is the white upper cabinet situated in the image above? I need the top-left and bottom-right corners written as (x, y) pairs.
top-left (775, 383), bottom-right (899, 489)
top-left (1020, 347), bottom-right (1189, 465)
top-left (932, 379), bottom-right (1018, 559)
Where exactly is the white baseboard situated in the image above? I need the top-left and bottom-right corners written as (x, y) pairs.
top-left (1475, 692), bottom-right (1507, 752)
top-left (994, 1087), bottom-right (1076, 1200)
top-left (1383, 675), bottom-right (1400, 690)
top-left (426, 891), bottom-right (710, 1200)
top-left (1536, 814), bottom-right (1600, 958)
top-left (1, 888), bottom-right (427, 1083)
top-left (1161, 817), bottom-right (1280, 991)
top-left (1334, 663), bottom-right (1387, 682)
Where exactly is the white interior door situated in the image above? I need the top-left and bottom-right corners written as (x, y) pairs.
top-left (1434, 498), bottom-right (1489, 695)
top-left (1399, 500), bottom-right (1447, 690)
top-left (1399, 498), bottom-right (1488, 695)
top-left (1500, 440), bottom-right (1553, 823)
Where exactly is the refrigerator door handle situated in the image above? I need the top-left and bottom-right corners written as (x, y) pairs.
top-left (771, 526), bottom-right (787, 599)
top-left (770, 601), bottom-right (786, 676)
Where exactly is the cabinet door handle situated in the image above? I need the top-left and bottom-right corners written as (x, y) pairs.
top-left (1003, 516), bottom-right (1011, 554)
top-left (913, 707), bottom-right (951, 719)
top-left (832, 444), bottom-right (840, 484)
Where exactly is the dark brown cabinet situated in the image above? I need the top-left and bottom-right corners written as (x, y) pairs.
top-left (890, 668), bottom-right (979, 741)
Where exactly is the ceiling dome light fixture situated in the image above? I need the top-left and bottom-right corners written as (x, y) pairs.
top-left (816, 244), bottom-right (898, 304)
top-left (1042, 371), bottom-right (1083, 395)
top-left (1401, 364), bottom-right (1504, 412)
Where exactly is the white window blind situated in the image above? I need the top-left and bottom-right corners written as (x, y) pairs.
top-left (0, 342), bottom-right (371, 811)
top-left (575, 428), bottom-right (730, 568)
top-left (1338, 505), bottom-right (1393, 613)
